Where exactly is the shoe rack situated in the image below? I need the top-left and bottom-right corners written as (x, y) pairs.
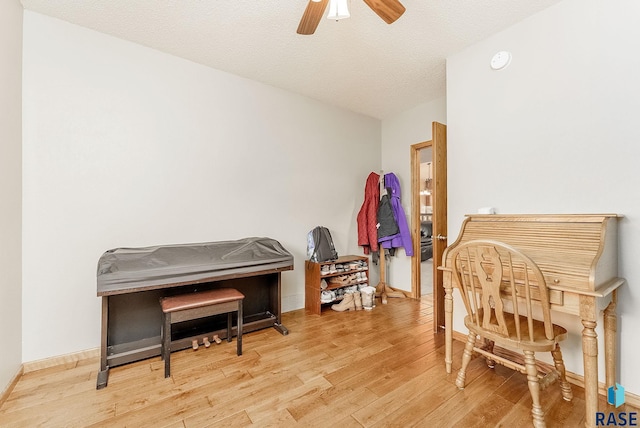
top-left (305, 255), bottom-right (369, 315)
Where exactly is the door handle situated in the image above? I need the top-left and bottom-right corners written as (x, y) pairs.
top-left (436, 234), bottom-right (447, 241)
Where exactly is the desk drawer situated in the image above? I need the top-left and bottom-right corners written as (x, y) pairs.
top-left (550, 290), bottom-right (580, 316)
top-left (549, 289), bottom-right (563, 306)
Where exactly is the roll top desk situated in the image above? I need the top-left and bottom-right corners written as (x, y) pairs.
top-left (440, 214), bottom-right (625, 428)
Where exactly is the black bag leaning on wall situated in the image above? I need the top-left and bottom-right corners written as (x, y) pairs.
top-left (307, 226), bottom-right (339, 263)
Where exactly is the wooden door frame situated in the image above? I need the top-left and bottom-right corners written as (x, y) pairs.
top-left (410, 122), bottom-right (446, 332)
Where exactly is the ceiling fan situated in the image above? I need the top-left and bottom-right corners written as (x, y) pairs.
top-left (297, 0), bottom-right (406, 35)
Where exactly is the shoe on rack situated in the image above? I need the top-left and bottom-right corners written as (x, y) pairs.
top-left (321, 290), bottom-right (336, 303)
top-left (344, 285), bottom-right (358, 293)
top-left (331, 293), bottom-right (355, 312)
top-left (360, 286), bottom-right (375, 310)
top-left (329, 275), bottom-right (349, 285)
top-left (353, 291), bottom-right (363, 311)
top-left (321, 265), bottom-right (330, 275)
top-left (329, 275), bottom-right (343, 283)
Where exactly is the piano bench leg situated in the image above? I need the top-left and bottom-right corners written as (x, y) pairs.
top-left (163, 312), bottom-right (171, 378)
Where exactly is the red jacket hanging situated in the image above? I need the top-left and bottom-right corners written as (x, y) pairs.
top-left (357, 172), bottom-right (380, 254)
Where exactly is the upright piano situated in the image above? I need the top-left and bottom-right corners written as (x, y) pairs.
top-left (440, 214), bottom-right (625, 428)
top-left (96, 237), bottom-right (294, 389)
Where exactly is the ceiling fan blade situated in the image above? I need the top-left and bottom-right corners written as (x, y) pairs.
top-left (362, 0), bottom-right (406, 24)
top-left (297, 0), bottom-right (329, 35)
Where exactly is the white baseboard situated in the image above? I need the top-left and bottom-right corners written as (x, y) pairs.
top-left (22, 348), bottom-right (99, 373)
top-left (0, 366), bottom-right (23, 408)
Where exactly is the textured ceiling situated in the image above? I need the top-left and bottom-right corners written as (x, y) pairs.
top-left (20, 0), bottom-right (563, 119)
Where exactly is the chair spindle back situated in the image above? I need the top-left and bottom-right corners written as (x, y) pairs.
top-left (449, 240), bottom-right (554, 342)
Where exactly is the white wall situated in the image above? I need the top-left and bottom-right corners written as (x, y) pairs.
top-left (380, 98), bottom-right (446, 290)
top-left (21, 11), bottom-right (380, 363)
top-left (447, 0), bottom-right (640, 394)
top-left (0, 0), bottom-right (23, 393)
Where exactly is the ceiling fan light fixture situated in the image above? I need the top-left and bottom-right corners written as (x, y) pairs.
top-left (327, 0), bottom-right (350, 20)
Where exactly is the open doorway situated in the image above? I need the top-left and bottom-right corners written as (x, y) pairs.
top-left (410, 142), bottom-right (434, 302)
top-left (410, 122), bottom-right (447, 333)
top-left (418, 149), bottom-right (434, 298)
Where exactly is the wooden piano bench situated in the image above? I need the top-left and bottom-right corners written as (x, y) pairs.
top-left (160, 287), bottom-right (244, 378)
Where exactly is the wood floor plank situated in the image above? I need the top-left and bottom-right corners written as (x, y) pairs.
top-left (370, 373), bottom-right (460, 427)
top-left (229, 409), bottom-right (293, 428)
top-left (454, 394), bottom-right (515, 428)
top-left (293, 385), bottom-right (379, 425)
top-left (182, 373), bottom-right (304, 426)
top-left (422, 367), bottom-right (516, 427)
top-left (1, 297), bottom-right (635, 427)
top-left (244, 376), bottom-right (332, 424)
top-left (364, 349), bottom-right (441, 397)
top-left (352, 364), bottom-right (448, 426)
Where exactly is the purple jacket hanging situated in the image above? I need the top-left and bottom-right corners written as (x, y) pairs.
top-left (378, 173), bottom-right (414, 256)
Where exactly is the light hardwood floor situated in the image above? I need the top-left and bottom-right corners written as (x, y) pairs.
top-left (1, 297), bottom-right (636, 427)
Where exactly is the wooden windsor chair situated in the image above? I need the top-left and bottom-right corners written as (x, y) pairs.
top-left (449, 240), bottom-right (573, 428)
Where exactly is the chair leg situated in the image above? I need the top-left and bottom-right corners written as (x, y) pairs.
top-left (524, 350), bottom-right (546, 428)
top-left (227, 312), bottom-right (232, 343)
top-left (456, 331), bottom-right (476, 389)
top-left (551, 344), bottom-right (573, 401)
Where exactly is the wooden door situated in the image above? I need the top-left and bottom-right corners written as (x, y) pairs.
top-left (410, 122), bottom-right (447, 332)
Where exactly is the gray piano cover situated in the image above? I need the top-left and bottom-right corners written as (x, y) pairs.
top-left (97, 237), bottom-right (293, 295)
